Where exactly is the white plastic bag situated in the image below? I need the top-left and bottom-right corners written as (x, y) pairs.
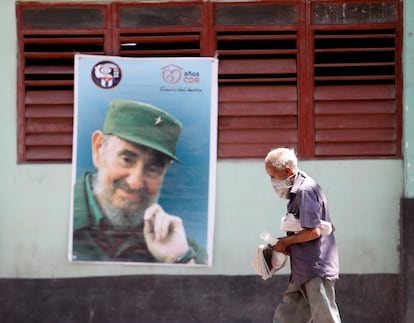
top-left (280, 213), bottom-right (332, 235)
top-left (271, 248), bottom-right (287, 270)
top-left (251, 231), bottom-right (287, 280)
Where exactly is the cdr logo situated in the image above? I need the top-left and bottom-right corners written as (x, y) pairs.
top-left (184, 71), bottom-right (200, 83)
top-left (161, 64), bottom-right (201, 84)
top-left (161, 64), bottom-right (183, 84)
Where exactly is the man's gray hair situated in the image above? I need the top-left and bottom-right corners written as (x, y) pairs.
top-left (265, 147), bottom-right (298, 172)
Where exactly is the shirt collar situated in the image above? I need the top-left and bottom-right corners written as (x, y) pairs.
top-left (289, 170), bottom-right (306, 195)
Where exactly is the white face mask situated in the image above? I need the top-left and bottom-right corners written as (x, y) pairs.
top-left (270, 174), bottom-right (295, 199)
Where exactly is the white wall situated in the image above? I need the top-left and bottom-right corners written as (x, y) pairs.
top-left (404, 0), bottom-right (414, 198)
top-left (0, 158), bottom-right (402, 278)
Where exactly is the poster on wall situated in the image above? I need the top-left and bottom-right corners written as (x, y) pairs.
top-left (69, 54), bottom-right (218, 266)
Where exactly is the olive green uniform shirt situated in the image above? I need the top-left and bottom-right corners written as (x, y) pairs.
top-left (72, 173), bottom-right (207, 264)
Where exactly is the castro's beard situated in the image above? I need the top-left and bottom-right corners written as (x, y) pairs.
top-left (91, 174), bottom-right (158, 229)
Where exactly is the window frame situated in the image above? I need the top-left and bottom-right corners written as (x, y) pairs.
top-left (16, 0), bottom-right (403, 163)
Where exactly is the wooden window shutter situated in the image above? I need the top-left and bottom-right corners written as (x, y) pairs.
top-left (16, 1), bottom-right (402, 163)
top-left (214, 2), bottom-right (301, 158)
top-left (310, 1), bottom-right (402, 158)
top-left (17, 3), bottom-right (110, 163)
top-left (112, 3), bottom-right (204, 57)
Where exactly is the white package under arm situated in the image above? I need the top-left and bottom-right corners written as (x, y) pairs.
top-left (280, 213), bottom-right (332, 235)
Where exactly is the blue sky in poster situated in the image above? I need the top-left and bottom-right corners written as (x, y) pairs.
top-left (72, 55), bottom-right (217, 252)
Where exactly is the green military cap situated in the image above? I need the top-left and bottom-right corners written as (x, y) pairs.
top-left (103, 99), bottom-right (182, 162)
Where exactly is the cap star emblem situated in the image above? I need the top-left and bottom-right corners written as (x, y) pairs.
top-left (155, 116), bottom-right (163, 125)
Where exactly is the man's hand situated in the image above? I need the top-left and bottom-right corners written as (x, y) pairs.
top-left (273, 238), bottom-right (290, 255)
top-left (272, 227), bottom-right (322, 255)
top-left (143, 203), bottom-right (190, 263)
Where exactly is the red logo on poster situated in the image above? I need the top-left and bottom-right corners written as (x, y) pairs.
top-left (161, 64), bottom-right (183, 84)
